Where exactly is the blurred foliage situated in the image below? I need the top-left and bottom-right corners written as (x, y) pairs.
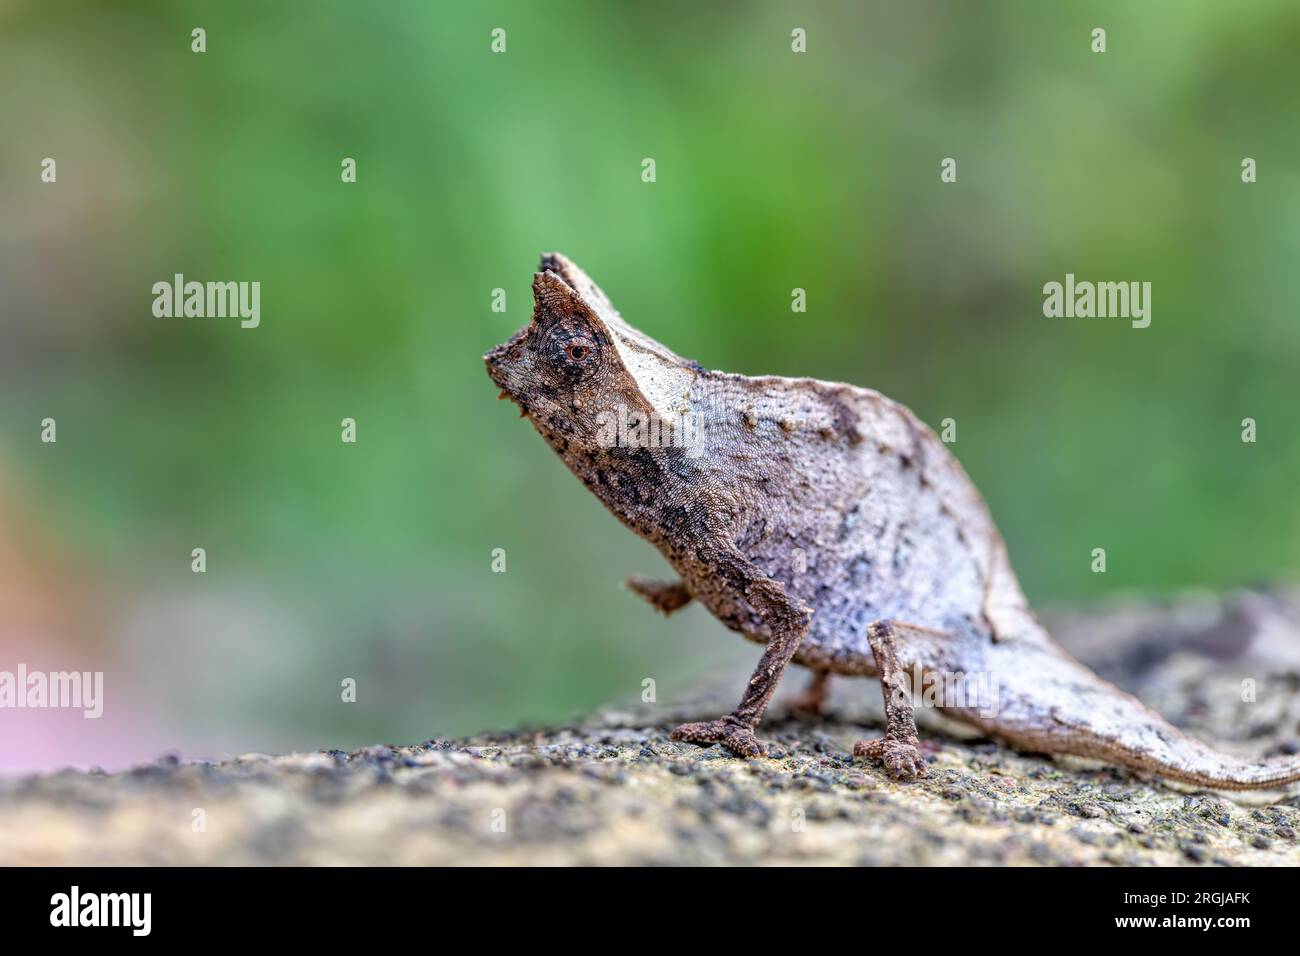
top-left (1, 1), bottom-right (1297, 762)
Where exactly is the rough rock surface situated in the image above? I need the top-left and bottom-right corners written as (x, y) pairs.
top-left (4, 590), bottom-right (1300, 866)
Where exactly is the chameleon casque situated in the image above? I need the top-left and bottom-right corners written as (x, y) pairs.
top-left (485, 252), bottom-right (1300, 789)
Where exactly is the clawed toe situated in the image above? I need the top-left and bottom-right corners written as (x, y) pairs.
top-left (671, 717), bottom-right (766, 758)
top-left (854, 737), bottom-right (925, 779)
top-left (853, 738), bottom-right (884, 759)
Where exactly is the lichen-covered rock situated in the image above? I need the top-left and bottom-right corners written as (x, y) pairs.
top-left (2, 590), bottom-right (1299, 866)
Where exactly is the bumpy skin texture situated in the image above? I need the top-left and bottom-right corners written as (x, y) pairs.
top-left (486, 253), bottom-right (1300, 789)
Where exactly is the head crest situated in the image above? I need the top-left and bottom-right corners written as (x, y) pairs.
top-left (531, 252), bottom-right (698, 421)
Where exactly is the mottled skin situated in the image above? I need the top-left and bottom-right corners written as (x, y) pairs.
top-left (486, 253), bottom-right (1300, 789)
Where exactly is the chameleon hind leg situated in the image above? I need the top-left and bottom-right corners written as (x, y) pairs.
top-left (789, 670), bottom-right (831, 716)
top-left (853, 620), bottom-right (926, 779)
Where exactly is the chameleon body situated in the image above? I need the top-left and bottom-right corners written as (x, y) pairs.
top-left (486, 252), bottom-right (1300, 789)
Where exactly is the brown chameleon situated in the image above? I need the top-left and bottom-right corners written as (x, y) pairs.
top-left (485, 252), bottom-right (1300, 789)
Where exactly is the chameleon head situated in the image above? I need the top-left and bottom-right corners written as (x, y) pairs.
top-left (486, 253), bottom-right (701, 458)
top-left (485, 262), bottom-right (643, 454)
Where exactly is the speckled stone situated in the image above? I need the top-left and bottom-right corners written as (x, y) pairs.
top-left (2, 590), bottom-right (1300, 866)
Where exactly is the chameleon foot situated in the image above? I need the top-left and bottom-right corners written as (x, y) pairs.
top-left (854, 736), bottom-right (926, 779)
top-left (671, 716), bottom-right (765, 758)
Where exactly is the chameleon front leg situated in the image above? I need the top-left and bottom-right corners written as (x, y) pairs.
top-left (671, 544), bottom-right (812, 758)
top-left (626, 576), bottom-right (693, 615)
top-left (853, 620), bottom-right (925, 779)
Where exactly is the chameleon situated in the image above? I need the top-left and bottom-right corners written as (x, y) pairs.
top-left (485, 252), bottom-right (1300, 789)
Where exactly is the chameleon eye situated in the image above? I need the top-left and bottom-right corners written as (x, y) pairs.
top-left (554, 336), bottom-right (597, 367)
top-left (541, 323), bottom-right (599, 375)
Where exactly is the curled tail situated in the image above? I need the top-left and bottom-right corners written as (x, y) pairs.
top-left (948, 637), bottom-right (1300, 791)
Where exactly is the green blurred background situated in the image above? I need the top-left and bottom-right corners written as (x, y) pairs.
top-left (1, 1), bottom-right (1297, 771)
